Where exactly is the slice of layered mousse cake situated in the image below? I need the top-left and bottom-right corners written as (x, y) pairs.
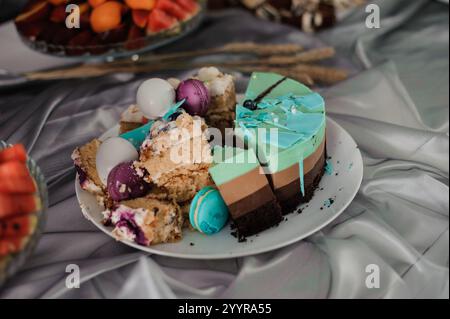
top-left (235, 72), bottom-right (327, 214)
top-left (209, 146), bottom-right (283, 240)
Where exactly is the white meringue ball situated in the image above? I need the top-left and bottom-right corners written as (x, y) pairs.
top-left (96, 137), bottom-right (139, 185)
top-left (197, 67), bottom-right (221, 82)
top-left (137, 78), bottom-right (176, 119)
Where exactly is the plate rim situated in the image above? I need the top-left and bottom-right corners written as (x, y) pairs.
top-left (75, 117), bottom-right (363, 259)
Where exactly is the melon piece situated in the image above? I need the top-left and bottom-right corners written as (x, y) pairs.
top-left (132, 9), bottom-right (149, 28)
top-left (0, 194), bottom-right (39, 219)
top-left (0, 161), bottom-right (36, 193)
top-left (0, 237), bottom-right (28, 257)
top-left (88, 0), bottom-right (107, 7)
top-left (147, 8), bottom-right (177, 33)
top-left (0, 161), bottom-right (32, 178)
top-left (125, 0), bottom-right (155, 10)
top-left (0, 215), bottom-right (37, 239)
top-left (90, 1), bottom-right (123, 33)
top-left (156, 0), bottom-right (187, 21)
top-left (0, 144), bottom-right (27, 163)
top-left (173, 0), bottom-right (199, 13)
top-left (0, 177), bottom-right (37, 194)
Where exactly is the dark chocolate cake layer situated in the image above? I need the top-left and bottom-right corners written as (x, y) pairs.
top-left (228, 183), bottom-right (275, 219)
top-left (232, 198), bottom-right (283, 239)
top-left (275, 150), bottom-right (326, 214)
top-left (228, 184), bottom-right (283, 238)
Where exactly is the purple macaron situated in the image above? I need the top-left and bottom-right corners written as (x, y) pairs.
top-left (176, 79), bottom-right (210, 116)
top-left (107, 161), bottom-right (149, 201)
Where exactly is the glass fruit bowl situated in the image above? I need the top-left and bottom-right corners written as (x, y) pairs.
top-left (0, 141), bottom-right (48, 287)
top-left (15, 0), bottom-right (205, 59)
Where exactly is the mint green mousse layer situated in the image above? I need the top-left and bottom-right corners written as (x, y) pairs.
top-left (245, 72), bottom-right (312, 100)
top-left (235, 72), bottom-right (326, 174)
top-left (209, 146), bottom-right (259, 186)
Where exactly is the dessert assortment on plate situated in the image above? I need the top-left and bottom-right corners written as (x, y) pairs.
top-left (73, 67), bottom-right (327, 246)
top-left (15, 0), bottom-right (203, 56)
top-left (0, 145), bottom-right (42, 273)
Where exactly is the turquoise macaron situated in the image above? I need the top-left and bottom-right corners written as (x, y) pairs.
top-left (189, 186), bottom-right (229, 235)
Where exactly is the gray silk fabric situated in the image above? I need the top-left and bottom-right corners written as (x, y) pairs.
top-left (0, 0), bottom-right (448, 299)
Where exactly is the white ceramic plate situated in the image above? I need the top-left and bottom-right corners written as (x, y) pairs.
top-left (75, 118), bottom-right (363, 259)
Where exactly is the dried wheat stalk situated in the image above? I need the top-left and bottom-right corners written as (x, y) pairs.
top-left (220, 42), bottom-right (304, 55)
top-left (26, 60), bottom-right (347, 84)
top-left (228, 65), bottom-right (315, 85)
top-left (25, 44), bottom-right (347, 84)
top-left (220, 47), bottom-right (336, 66)
top-left (294, 64), bottom-right (349, 83)
top-left (109, 42), bottom-right (305, 66)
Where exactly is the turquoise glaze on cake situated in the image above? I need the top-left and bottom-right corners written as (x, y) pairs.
top-left (120, 121), bottom-right (155, 150)
top-left (189, 186), bottom-right (229, 235)
top-left (235, 72), bottom-right (326, 175)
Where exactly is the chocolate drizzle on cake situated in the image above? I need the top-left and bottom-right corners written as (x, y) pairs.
top-left (243, 76), bottom-right (288, 110)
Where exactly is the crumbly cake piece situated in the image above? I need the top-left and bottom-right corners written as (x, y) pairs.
top-left (135, 111), bottom-right (213, 203)
top-left (195, 67), bottom-right (236, 135)
top-left (72, 139), bottom-right (107, 207)
top-left (119, 104), bottom-right (149, 134)
top-left (179, 201), bottom-right (196, 230)
top-left (103, 195), bottom-right (183, 246)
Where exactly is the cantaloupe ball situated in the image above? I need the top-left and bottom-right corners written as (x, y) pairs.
top-left (88, 0), bottom-right (107, 7)
top-left (90, 1), bottom-right (123, 33)
top-left (125, 0), bottom-right (155, 10)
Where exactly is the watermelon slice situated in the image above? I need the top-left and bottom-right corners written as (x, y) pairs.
top-left (148, 8), bottom-right (177, 33)
top-left (156, 0), bottom-right (187, 21)
top-left (0, 237), bottom-right (28, 257)
top-left (132, 9), bottom-right (149, 28)
top-left (0, 177), bottom-right (37, 194)
top-left (0, 161), bottom-right (36, 194)
top-left (0, 215), bottom-right (37, 239)
top-left (0, 144), bottom-right (27, 163)
top-left (0, 194), bottom-right (39, 219)
top-left (0, 161), bottom-right (32, 178)
top-left (173, 0), bottom-right (199, 13)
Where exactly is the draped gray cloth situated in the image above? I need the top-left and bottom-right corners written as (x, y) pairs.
top-left (0, 0), bottom-right (448, 299)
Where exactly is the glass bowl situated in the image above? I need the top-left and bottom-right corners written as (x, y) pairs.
top-left (0, 141), bottom-right (48, 287)
top-left (15, 1), bottom-right (206, 60)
